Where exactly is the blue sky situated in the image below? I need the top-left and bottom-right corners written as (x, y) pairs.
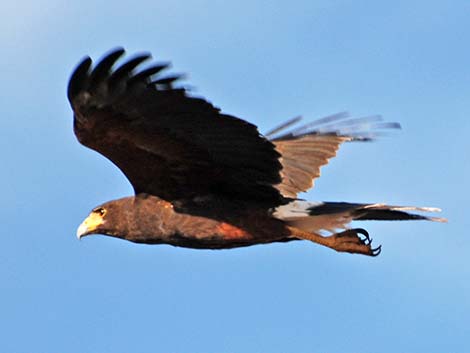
top-left (1, 1), bottom-right (469, 352)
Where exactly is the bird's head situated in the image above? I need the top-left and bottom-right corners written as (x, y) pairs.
top-left (76, 200), bottom-right (130, 240)
top-left (77, 205), bottom-right (112, 239)
top-left (76, 195), bottom-right (171, 243)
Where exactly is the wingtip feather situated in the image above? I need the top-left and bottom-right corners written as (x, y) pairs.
top-left (88, 47), bottom-right (127, 88)
top-left (67, 56), bottom-right (92, 102)
top-left (108, 53), bottom-right (152, 88)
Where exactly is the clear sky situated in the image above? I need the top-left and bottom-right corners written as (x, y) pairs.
top-left (1, 1), bottom-right (469, 352)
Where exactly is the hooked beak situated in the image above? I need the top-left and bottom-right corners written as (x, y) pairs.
top-left (76, 212), bottom-right (104, 240)
top-left (76, 221), bottom-right (89, 240)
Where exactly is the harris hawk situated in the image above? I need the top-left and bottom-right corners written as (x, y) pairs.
top-left (69, 48), bottom-right (445, 256)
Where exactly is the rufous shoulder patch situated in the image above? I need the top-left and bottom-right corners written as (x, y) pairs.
top-left (216, 222), bottom-right (250, 240)
top-left (157, 200), bottom-right (174, 209)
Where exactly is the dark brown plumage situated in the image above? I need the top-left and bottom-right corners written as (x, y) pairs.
top-left (70, 48), bottom-right (445, 256)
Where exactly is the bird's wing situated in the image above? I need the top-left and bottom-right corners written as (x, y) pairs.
top-left (68, 48), bottom-right (283, 205)
top-left (268, 113), bottom-right (400, 198)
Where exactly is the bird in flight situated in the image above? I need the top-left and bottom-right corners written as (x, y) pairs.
top-left (69, 48), bottom-right (445, 256)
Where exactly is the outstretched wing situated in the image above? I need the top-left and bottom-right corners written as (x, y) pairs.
top-left (68, 48), bottom-right (284, 205)
top-left (268, 113), bottom-right (400, 198)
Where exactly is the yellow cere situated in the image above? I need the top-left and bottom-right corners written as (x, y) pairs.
top-left (84, 211), bottom-right (105, 230)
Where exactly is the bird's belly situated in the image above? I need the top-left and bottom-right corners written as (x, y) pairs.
top-left (166, 219), bottom-right (257, 249)
top-left (165, 214), bottom-right (289, 249)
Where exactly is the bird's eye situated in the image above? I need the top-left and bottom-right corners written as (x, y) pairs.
top-left (93, 207), bottom-right (106, 216)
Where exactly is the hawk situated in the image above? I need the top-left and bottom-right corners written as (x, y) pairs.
top-left (69, 48), bottom-right (445, 256)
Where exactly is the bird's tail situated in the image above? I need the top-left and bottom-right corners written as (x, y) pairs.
top-left (273, 201), bottom-right (447, 233)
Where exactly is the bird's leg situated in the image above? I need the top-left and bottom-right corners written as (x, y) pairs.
top-left (287, 226), bottom-right (381, 256)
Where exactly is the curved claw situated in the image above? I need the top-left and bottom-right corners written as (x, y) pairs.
top-left (371, 245), bottom-right (382, 257)
top-left (355, 228), bottom-right (381, 256)
top-left (354, 228), bottom-right (370, 242)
